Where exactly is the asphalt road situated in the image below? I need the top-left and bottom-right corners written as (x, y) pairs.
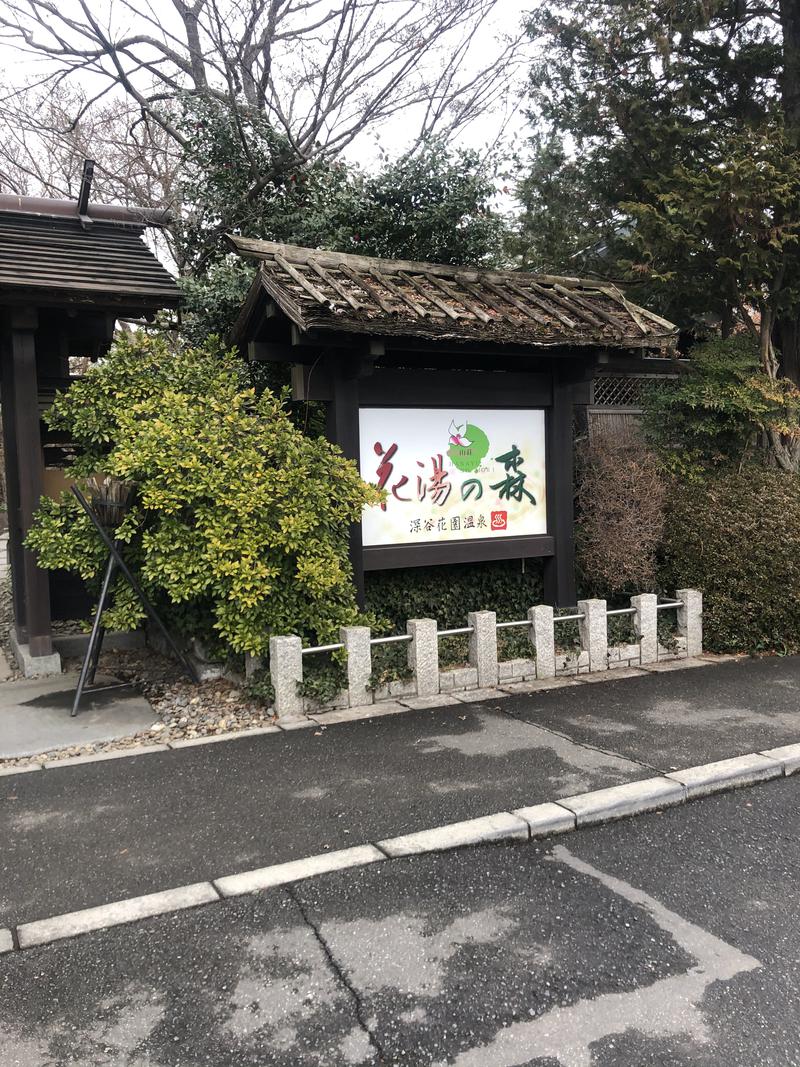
top-left (509, 654), bottom-right (800, 768)
top-left (2, 773), bottom-right (800, 1066)
top-left (0, 701), bottom-right (644, 927)
top-left (3, 655), bottom-right (800, 929)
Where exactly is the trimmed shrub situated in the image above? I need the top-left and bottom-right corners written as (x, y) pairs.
top-left (660, 468), bottom-right (800, 653)
top-left (365, 559), bottom-right (543, 632)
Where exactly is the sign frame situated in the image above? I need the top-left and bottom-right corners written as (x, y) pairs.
top-left (324, 356), bottom-right (582, 608)
top-left (358, 404), bottom-right (551, 569)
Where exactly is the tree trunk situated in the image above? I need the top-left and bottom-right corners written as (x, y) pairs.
top-left (775, 3), bottom-right (800, 383)
top-left (777, 315), bottom-right (800, 385)
top-left (761, 306), bottom-right (779, 378)
top-left (781, 0), bottom-right (800, 149)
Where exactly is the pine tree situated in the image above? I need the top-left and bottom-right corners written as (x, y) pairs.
top-left (520, 1), bottom-right (800, 385)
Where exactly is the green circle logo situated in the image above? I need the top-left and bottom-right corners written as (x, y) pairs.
top-left (447, 420), bottom-right (490, 473)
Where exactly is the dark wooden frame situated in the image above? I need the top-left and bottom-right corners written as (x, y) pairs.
top-left (321, 354), bottom-right (585, 607)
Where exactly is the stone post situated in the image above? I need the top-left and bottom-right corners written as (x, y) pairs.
top-left (676, 588), bottom-right (703, 657)
top-left (578, 599), bottom-right (608, 673)
top-left (341, 625), bottom-right (372, 707)
top-left (407, 618), bottom-right (439, 697)
top-left (630, 593), bottom-right (658, 665)
top-left (269, 635), bottom-right (304, 719)
top-left (468, 610), bottom-right (498, 688)
top-left (529, 604), bottom-right (555, 679)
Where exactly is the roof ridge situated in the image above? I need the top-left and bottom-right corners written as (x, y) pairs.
top-left (0, 194), bottom-right (171, 228)
top-left (225, 234), bottom-right (595, 290)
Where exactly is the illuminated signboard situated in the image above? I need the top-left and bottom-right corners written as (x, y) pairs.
top-left (359, 407), bottom-right (547, 548)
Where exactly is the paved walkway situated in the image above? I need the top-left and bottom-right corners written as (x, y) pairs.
top-left (0, 673), bottom-right (156, 759)
top-left (0, 655), bottom-right (798, 929)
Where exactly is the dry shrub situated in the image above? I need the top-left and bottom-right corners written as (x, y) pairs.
top-left (575, 428), bottom-right (667, 594)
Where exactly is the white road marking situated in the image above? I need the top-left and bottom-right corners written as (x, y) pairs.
top-left (443, 845), bottom-right (760, 1067)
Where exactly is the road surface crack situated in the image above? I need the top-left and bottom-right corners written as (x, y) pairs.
top-left (285, 884), bottom-right (388, 1064)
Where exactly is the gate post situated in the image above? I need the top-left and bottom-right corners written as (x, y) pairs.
top-left (407, 618), bottom-right (439, 697)
top-left (631, 593), bottom-right (658, 664)
top-left (529, 604), bottom-right (555, 679)
top-left (341, 625), bottom-right (372, 707)
top-left (676, 589), bottom-right (703, 657)
top-left (578, 599), bottom-right (608, 673)
top-left (270, 635), bottom-right (304, 719)
top-left (468, 610), bottom-right (498, 688)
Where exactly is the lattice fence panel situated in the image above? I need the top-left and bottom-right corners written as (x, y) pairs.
top-left (593, 374), bottom-right (673, 409)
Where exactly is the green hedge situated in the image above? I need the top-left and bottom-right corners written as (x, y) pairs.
top-left (660, 468), bottom-right (800, 653)
top-left (365, 559), bottom-right (544, 632)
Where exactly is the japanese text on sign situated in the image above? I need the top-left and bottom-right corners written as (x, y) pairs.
top-left (359, 408), bottom-right (547, 547)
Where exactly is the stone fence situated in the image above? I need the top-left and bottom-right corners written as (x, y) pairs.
top-left (267, 589), bottom-right (702, 720)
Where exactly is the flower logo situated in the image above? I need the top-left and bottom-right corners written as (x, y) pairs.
top-left (447, 419), bottom-right (490, 473)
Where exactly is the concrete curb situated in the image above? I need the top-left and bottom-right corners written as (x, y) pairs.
top-left (378, 813), bottom-right (529, 858)
top-left (3, 739), bottom-right (798, 955)
top-left (639, 657), bottom-right (713, 673)
top-left (168, 725), bottom-right (281, 749)
top-left (398, 694), bottom-right (462, 710)
top-left (512, 802), bottom-right (577, 836)
top-left (760, 743), bottom-right (800, 775)
top-left (0, 762), bottom-right (42, 777)
top-left (0, 653), bottom-right (736, 772)
top-left (665, 752), bottom-right (783, 798)
top-left (43, 745), bottom-right (169, 768)
top-left (555, 777), bottom-right (686, 827)
top-left (451, 687), bottom-right (512, 704)
top-left (16, 882), bottom-right (220, 949)
top-left (214, 845), bottom-right (386, 898)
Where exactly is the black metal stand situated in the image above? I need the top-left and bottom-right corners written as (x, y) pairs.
top-left (71, 486), bottom-right (200, 716)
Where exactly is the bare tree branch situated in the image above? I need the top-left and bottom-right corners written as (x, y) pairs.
top-left (0, 0), bottom-right (529, 170)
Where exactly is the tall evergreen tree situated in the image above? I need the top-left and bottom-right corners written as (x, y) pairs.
top-left (519, 1), bottom-right (800, 383)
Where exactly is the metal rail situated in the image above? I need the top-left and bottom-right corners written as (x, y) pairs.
top-left (300, 599), bottom-right (685, 654)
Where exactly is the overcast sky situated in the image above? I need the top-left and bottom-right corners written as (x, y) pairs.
top-left (0, 1), bottom-right (535, 169)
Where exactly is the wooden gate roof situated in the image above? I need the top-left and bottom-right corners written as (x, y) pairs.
top-left (229, 236), bottom-right (677, 351)
top-left (0, 204), bottom-right (181, 313)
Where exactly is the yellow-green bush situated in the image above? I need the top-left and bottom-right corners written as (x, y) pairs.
top-left (27, 333), bottom-right (380, 654)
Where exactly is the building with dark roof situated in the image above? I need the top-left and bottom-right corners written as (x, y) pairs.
top-left (0, 189), bottom-right (181, 675)
top-left (229, 238), bottom-right (680, 607)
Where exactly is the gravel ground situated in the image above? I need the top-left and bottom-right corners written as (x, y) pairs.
top-left (0, 644), bottom-right (277, 769)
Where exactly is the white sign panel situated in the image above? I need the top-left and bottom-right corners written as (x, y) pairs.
top-left (359, 407), bottom-right (547, 548)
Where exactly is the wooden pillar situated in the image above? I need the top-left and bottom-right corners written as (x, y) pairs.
top-left (5, 309), bottom-right (53, 656)
top-left (1, 329), bottom-right (26, 634)
top-left (543, 360), bottom-right (578, 608)
top-left (325, 353), bottom-right (365, 608)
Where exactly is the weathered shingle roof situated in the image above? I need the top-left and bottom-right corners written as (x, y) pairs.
top-left (229, 236), bottom-right (677, 351)
top-left (0, 211), bottom-right (181, 310)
